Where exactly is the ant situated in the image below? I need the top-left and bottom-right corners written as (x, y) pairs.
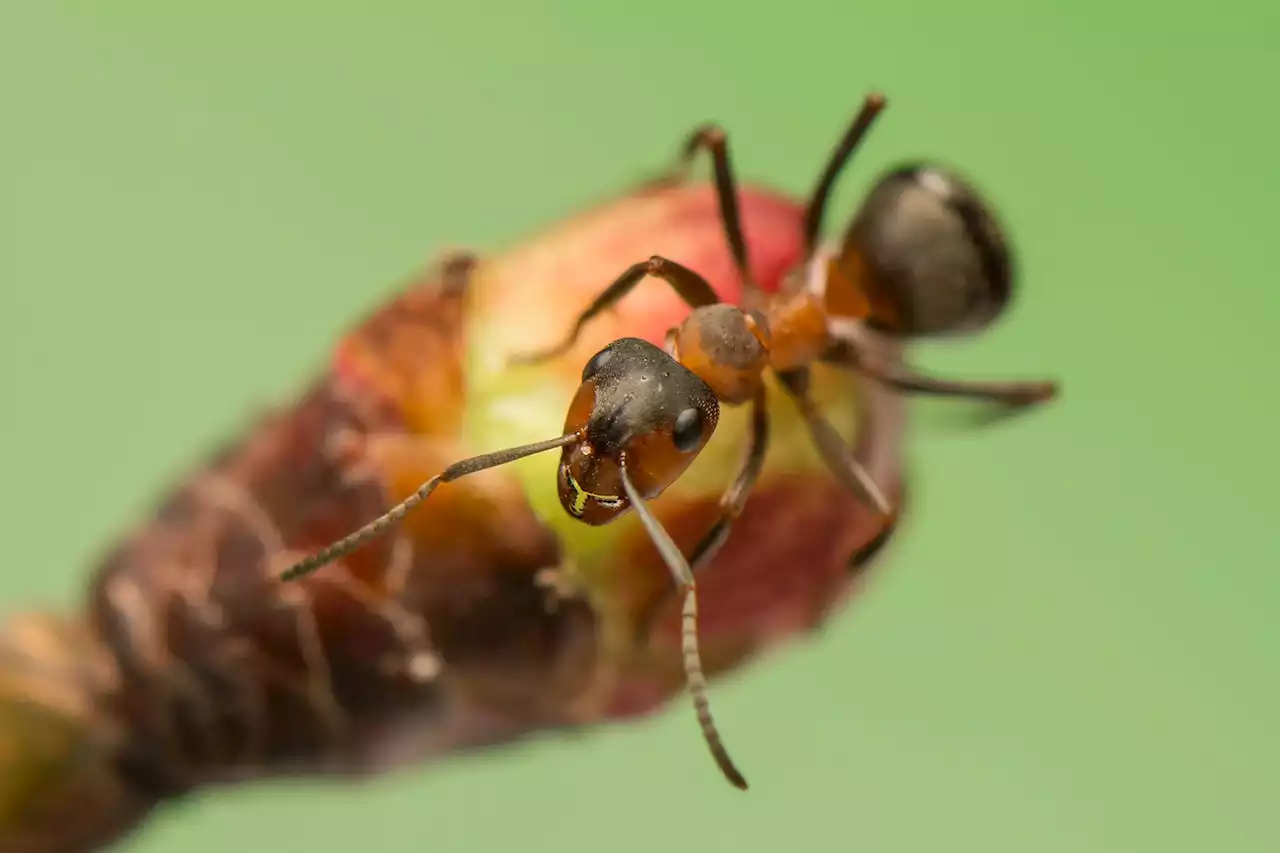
top-left (278, 93), bottom-right (1059, 793)
top-left (507, 92), bottom-right (1058, 633)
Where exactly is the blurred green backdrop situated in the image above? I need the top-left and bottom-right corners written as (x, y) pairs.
top-left (1, 2), bottom-right (1276, 852)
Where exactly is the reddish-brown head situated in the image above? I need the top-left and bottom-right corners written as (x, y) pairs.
top-left (557, 337), bottom-right (720, 526)
top-left (836, 164), bottom-right (1014, 337)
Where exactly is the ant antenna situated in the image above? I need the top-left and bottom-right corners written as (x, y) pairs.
top-left (619, 457), bottom-right (749, 790)
top-left (278, 433), bottom-right (580, 582)
top-left (277, 429), bottom-right (750, 790)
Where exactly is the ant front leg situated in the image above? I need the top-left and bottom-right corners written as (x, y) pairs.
top-left (509, 255), bottom-right (722, 366)
top-left (687, 384), bottom-right (770, 570)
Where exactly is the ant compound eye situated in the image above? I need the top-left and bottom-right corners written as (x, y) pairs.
top-left (672, 407), bottom-right (704, 453)
top-left (582, 347), bottom-right (614, 382)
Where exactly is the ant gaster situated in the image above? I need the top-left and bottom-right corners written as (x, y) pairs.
top-left (278, 93), bottom-right (1059, 794)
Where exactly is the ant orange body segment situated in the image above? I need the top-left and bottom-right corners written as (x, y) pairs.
top-left (277, 93), bottom-right (1059, 793)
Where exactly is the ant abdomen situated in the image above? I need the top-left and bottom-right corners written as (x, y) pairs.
top-left (839, 164), bottom-right (1014, 338)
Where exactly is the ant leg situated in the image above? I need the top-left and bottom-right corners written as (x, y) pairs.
top-left (657, 126), bottom-right (754, 290)
top-left (510, 255), bottom-right (722, 366)
top-left (860, 361), bottom-right (1059, 407)
top-left (688, 384), bottom-right (770, 570)
top-left (846, 498), bottom-right (900, 575)
top-left (827, 338), bottom-right (1058, 406)
top-left (278, 433), bottom-right (579, 582)
top-left (778, 364), bottom-right (903, 573)
top-left (860, 360), bottom-right (1058, 406)
top-left (802, 94), bottom-right (887, 260)
top-left (635, 384), bottom-right (770, 641)
top-left (776, 368), bottom-right (896, 518)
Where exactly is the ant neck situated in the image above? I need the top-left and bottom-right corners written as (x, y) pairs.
top-left (759, 285), bottom-right (832, 375)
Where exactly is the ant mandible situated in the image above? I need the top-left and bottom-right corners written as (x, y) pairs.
top-left (278, 93), bottom-right (1059, 793)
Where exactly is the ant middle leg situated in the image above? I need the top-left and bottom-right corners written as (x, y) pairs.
top-left (776, 367), bottom-right (896, 518)
top-left (510, 255), bottom-right (722, 366)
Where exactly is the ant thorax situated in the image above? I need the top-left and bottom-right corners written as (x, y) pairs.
top-left (769, 243), bottom-right (865, 357)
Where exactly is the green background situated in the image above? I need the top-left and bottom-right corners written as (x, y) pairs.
top-left (2, 3), bottom-right (1275, 852)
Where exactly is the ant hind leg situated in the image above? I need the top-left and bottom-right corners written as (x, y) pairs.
top-left (825, 335), bottom-right (1058, 407)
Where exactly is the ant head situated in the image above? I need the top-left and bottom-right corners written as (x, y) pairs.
top-left (669, 304), bottom-right (771, 406)
top-left (557, 337), bottom-right (720, 525)
top-left (838, 164), bottom-right (1013, 338)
